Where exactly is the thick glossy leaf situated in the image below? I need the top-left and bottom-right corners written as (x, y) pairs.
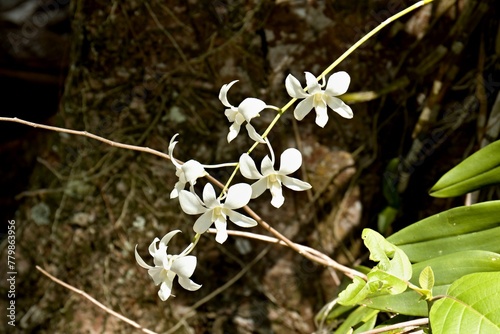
top-left (387, 201), bottom-right (500, 262)
top-left (430, 272), bottom-right (500, 333)
top-left (353, 312), bottom-right (377, 333)
top-left (334, 306), bottom-right (379, 334)
top-left (362, 251), bottom-right (500, 316)
top-left (365, 285), bottom-right (448, 316)
top-left (410, 251), bottom-right (500, 286)
top-left (429, 139), bottom-right (500, 197)
top-left (397, 227), bottom-right (500, 262)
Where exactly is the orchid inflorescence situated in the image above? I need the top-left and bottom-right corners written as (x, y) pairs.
top-left (135, 71), bottom-right (353, 300)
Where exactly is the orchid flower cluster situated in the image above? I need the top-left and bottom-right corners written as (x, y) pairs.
top-left (135, 71), bottom-right (353, 301)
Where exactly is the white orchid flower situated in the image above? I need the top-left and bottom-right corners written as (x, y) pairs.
top-left (239, 145), bottom-right (311, 208)
top-left (169, 134), bottom-right (207, 199)
top-left (219, 80), bottom-right (267, 143)
top-left (135, 230), bottom-right (201, 301)
top-left (285, 71), bottom-right (353, 127)
top-left (178, 183), bottom-right (257, 244)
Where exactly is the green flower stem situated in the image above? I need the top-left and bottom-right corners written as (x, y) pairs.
top-left (180, 233), bottom-right (201, 256)
top-left (220, 0), bottom-right (433, 195)
top-left (317, 0), bottom-right (434, 82)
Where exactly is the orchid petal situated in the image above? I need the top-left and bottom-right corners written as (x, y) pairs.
top-left (314, 101), bottom-right (329, 128)
top-left (278, 148), bottom-right (302, 175)
top-left (269, 184), bottom-right (285, 208)
top-left (169, 181), bottom-right (184, 199)
top-left (158, 281), bottom-right (173, 301)
top-left (239, 153), bottom-right (263, 179)
top-left (168, 134), bottom-right (182, 169)
top-left (325, 71), bottom-right (350, 96)
top-left (224, 183), bottom-right (252, 209)
top-left (238, 98), bottom-right (266, 121)
top-left (251, 178), bottom-right (268, 198)
top-left (178, 276), bottom-right (202, 291)
top-left (171, 255), bottom-right (197, 277)
top-left (326, 96), bottom-right (354, 119)
top-left (260, 155), bottom-right (275, 175)
top-left (224, 108), bottom-right (238, 122)
top-left (159, 230), bottom-right (181, 247)
top-left (148, 267), bottom-right (166, 285)
top-left (179, 190), bottom-right (206, 215)
top-left (135, 246), bottom-right (154, 269)
top-left (148, 237), bottom-right (160, 256)
top-left (281, 175), bottom-right (312, 191)
top-left (193, 211), bottom-right (214, 234)
top-left (219, 80), bottom-right (238, 108)
top-left (305, 72), bottom-right (321, 93)
top-left (245, 123), bottom-right (265, 143)
top-left (182, 160), bottom-right (206, 185)
top-left (293, 96), bottom-right (314, 121)
top-left (202, 183), bottom-right (219, 208)
top-left (226, 210), bottom-right (258, 228)
top-left (285, 74), bottom-right (309, 98)
top-left (214, 220), bottom-right (228, 244)
top-left (227, 122), bottom-right (241, 143)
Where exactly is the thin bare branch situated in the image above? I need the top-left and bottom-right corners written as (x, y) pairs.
top-left (207, 229), bottom-right (366, 281)
top-left (3, 116), bottom-right (362, 279)
top-left (36, 265), bottom-right (158, 334)
top-left (0, 117), bottom-right (171, 161)
top-left (359, 318), bottom-right (429, 334)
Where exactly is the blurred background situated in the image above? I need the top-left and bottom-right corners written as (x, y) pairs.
top-left (0, 0), bottom-right (498, 333)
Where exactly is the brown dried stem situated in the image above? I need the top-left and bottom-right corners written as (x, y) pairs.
top-left (36, 265), bottom-right (158, 334)
top-left (1, 116), bottom-right (364, 279)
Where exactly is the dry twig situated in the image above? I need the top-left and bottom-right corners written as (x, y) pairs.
top-left (36, 265), bottom-right (158, 334)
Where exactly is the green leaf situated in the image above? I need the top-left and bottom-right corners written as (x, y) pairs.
top-left (429, 140), bottom-right (500, 197)
top-left (339, 231), bottom-right (413, 307)
top-left (416, 266), bottom-right (434, 300)
top-left (366, 285), bottom-right (448, 316)
top-left (430, 272), bottom-right (500, 333)
top-left (410, 251), bottom-right (500, 286)
top-left (334, 306), bottom-right (379, 334)
top-left (367, 269), bottom-right (408, 295)
top-left (419, 266), bottom-right (434, 291)
top-left (387, 201), bottom-right (500, 262)
top-left (382, 157), bottom-right (401, 208)
top-left (338, 276), bottom-right (372, 305)
top-left (353, 312), bottom-right (377, 333)
top-left (361, 251), bottom-right (500, 316)
top-left (377, 206), bottom-right (398, 235)
top-left (362, 229), bottom-right (412, 280)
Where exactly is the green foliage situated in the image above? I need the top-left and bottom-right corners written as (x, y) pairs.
top-left (333, 306), bottom-right (378, 334)
top-left (429, 140), bottom-right (500, 197)
top-left (377, 158), bottom-right (401, 234)
top-left (430, 272), bottom-right (500, 333)
top-left (362, 229), bottom-right (412, 280)
top-left (418, 266), bottom-right (434, 292)
top-left (387, 201), bottom-right (500, 262)
top-left (377, 206), bottom-right (398, 235)
top-left (418, 266), bottom-right (434, 299)
top-left (382, 158), bottom-right (401, 208)
top-left (367, 250), bottom-right (500, 316)
top-left (320, 139), bottom-right (500, 332)
top-left (337, 229), bottom-right (412, 306)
